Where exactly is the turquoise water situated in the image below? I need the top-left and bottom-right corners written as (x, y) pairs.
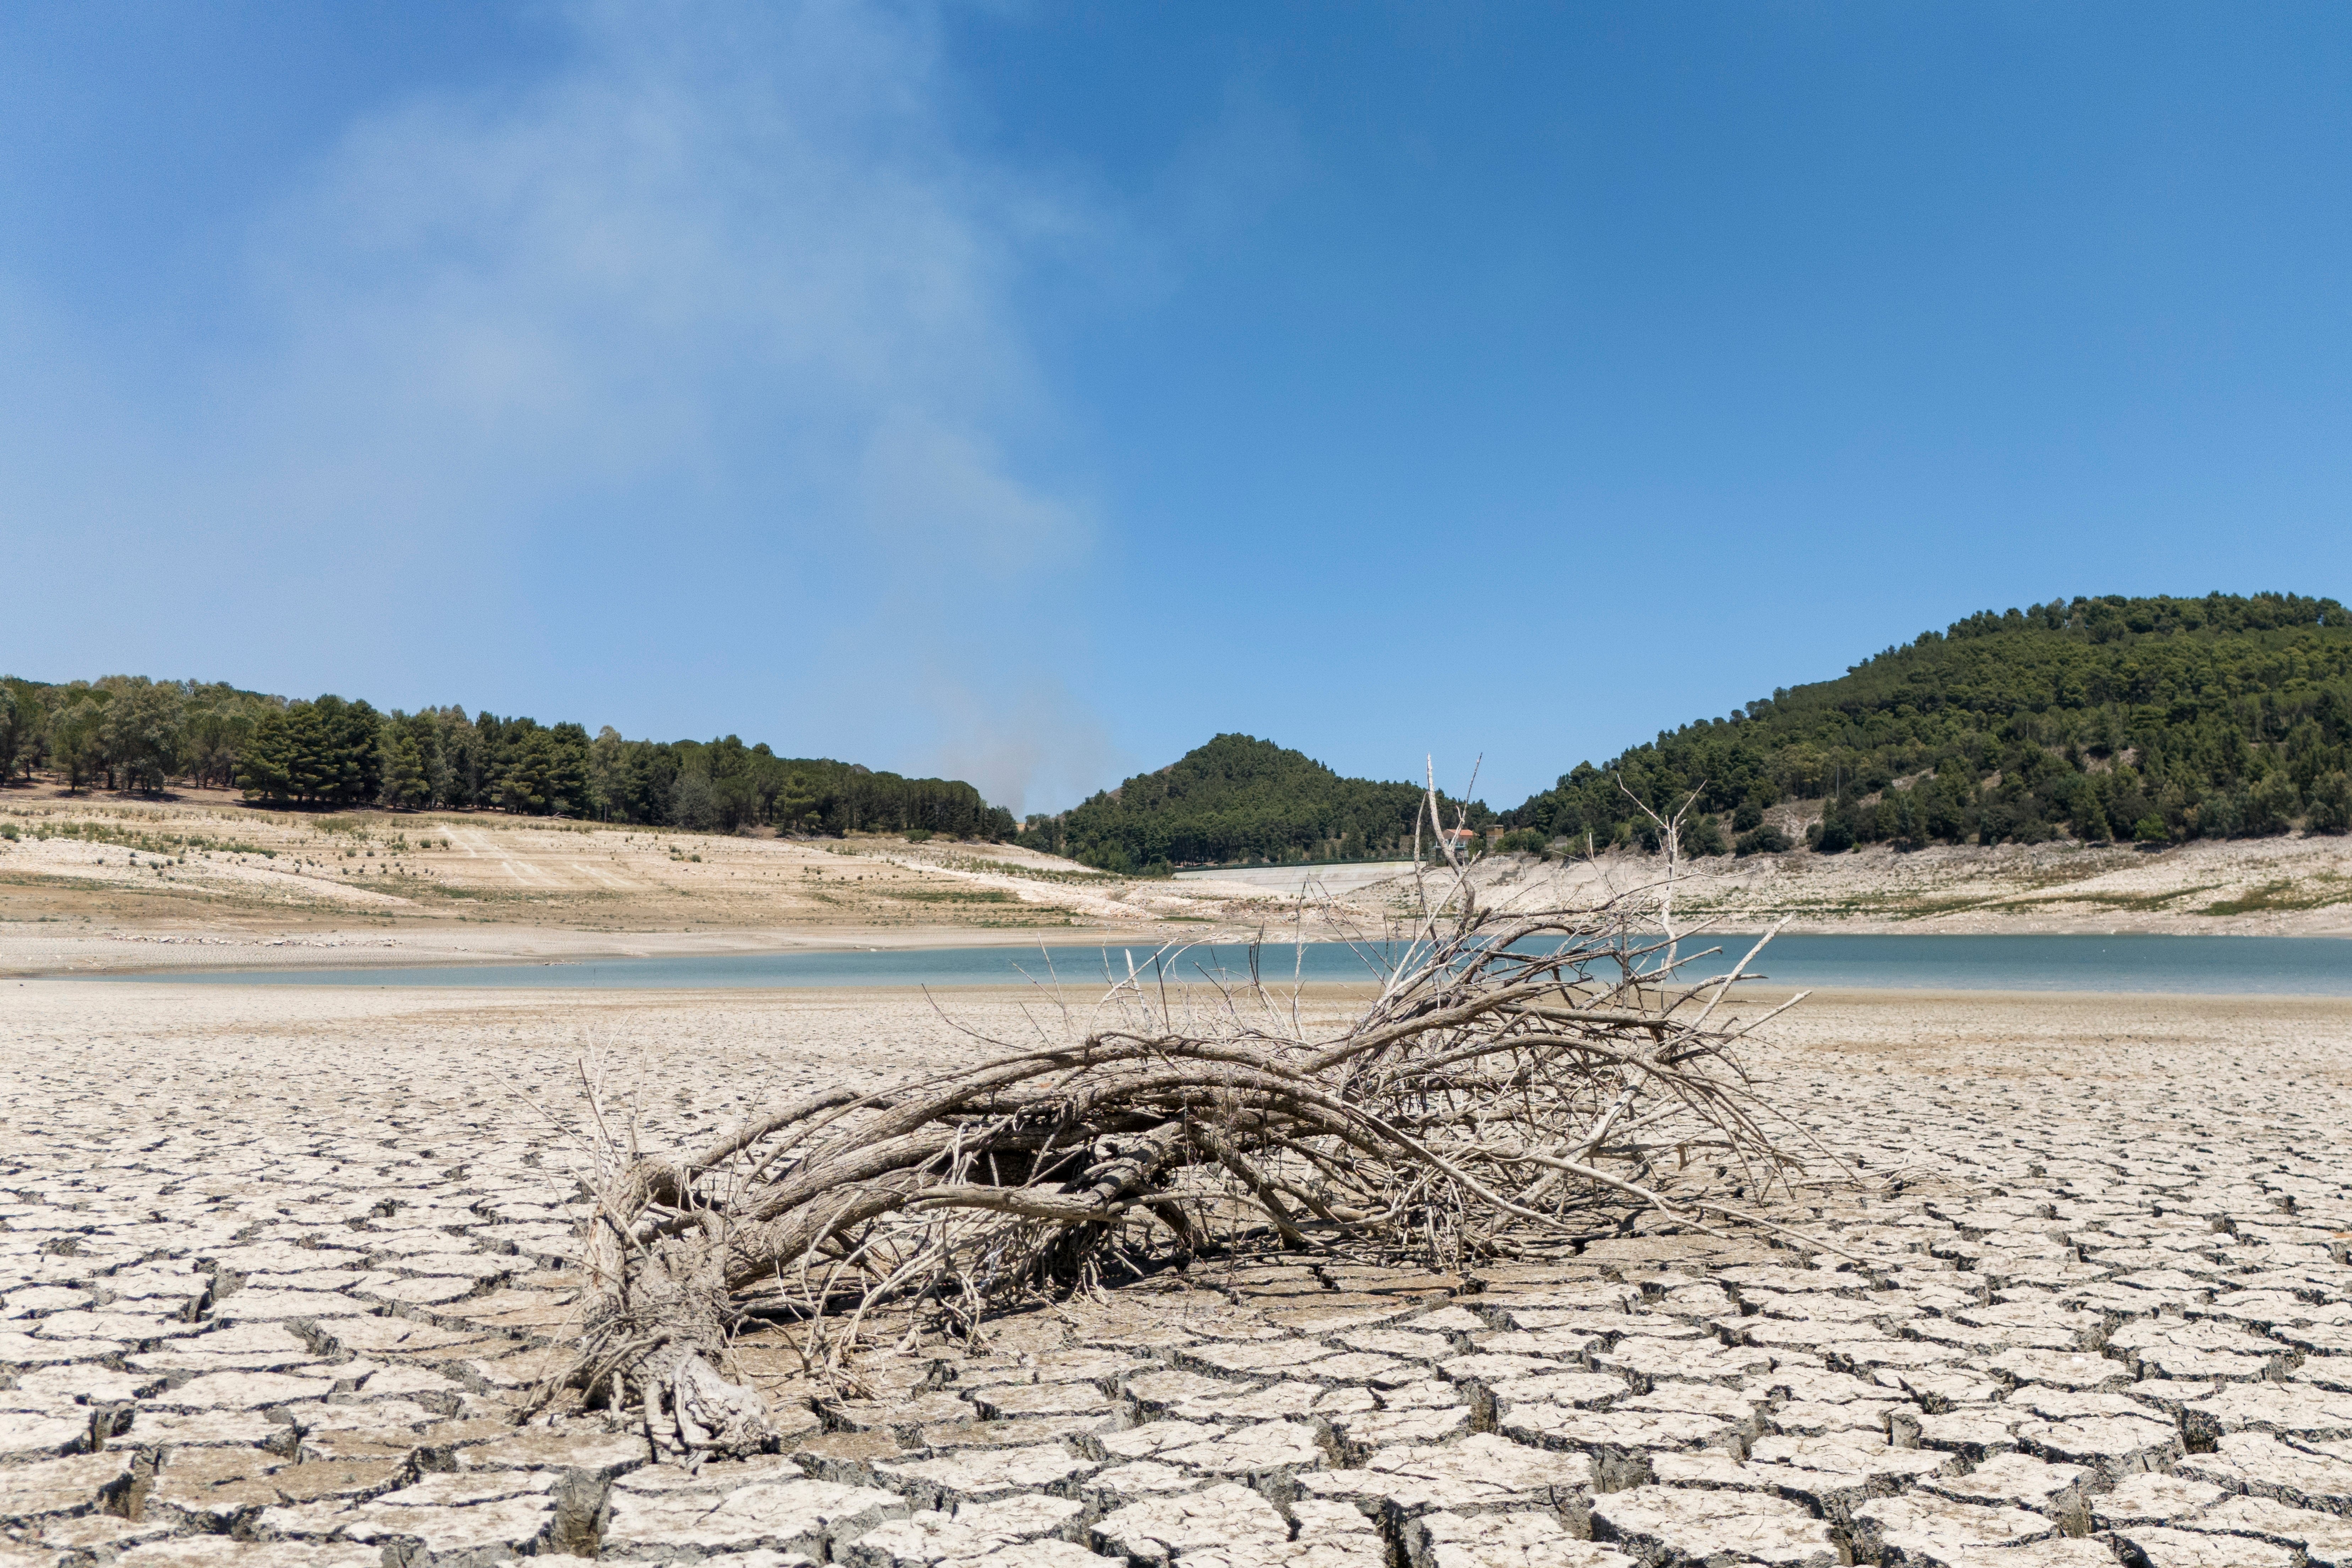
top-left (89, 934), bottom-right (2352, 995)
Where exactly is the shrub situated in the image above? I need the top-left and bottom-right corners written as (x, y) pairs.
top-left (1734, 825), bottom-right (1791, 857)
top-left (2132, 814), bottom-right (2170, 845)
top-left (1813, 816), bottom-right (1855, 854)
top-left (1731, 801), bottom-right (1764, 832)
top-left (2195, 791), bottom-right (2244, 840)
top-left (2245, 772), bottom-right (2301, 837)
top-left (1682, 814), bottom-right (1729, 857)
top-left (2308, 772), bottom-right (2352, 835)
top-left (670, 774), bottom-right (721, 832)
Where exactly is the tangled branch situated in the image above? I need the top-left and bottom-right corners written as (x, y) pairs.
top-left (548, 774), bottom-right (1818, 1459)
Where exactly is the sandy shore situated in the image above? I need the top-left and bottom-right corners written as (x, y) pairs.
top-left (0, 919), bottom-right (1203, 978)
top-left (0, 786), bottom-right (1313, 977)
top-left (5, 788), bottom-right (2351, 990)
top-left (1467, 832), bottom-right (2352, 938)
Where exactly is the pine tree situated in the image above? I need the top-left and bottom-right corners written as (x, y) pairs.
top-left (237, 710), bottom-right (295, 802)
top-left (380, 733), bottom-right (429, 809)
top-left (2248, 771), bottom-right (2302, 836)
top-left (2308, 772), bottom-right (2352, 835)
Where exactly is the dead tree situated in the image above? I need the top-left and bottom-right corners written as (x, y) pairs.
top-left (551, 775), bottom-right (1813, 1459)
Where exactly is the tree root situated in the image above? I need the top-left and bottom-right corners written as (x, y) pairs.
top-left (547, 782), bottom-right (1833, 1426)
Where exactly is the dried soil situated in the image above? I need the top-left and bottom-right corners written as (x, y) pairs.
top-left (3, 983), bottom-right (2348, 1564)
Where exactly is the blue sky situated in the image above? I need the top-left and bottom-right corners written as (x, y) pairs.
top-left (4, 3), bottom-right (2348, 814)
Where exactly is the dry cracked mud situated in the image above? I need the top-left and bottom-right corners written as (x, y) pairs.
top-left (4, 982), bottom-right (2350, 1566)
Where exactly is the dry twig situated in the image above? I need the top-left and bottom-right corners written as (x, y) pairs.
top-left (546, 775), bottom-right (1815, 1456)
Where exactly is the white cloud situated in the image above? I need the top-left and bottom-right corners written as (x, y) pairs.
top-left (243, 1), bottom-right (1082, 554)
top-left (927, 673), bottom-right (1127, 821)
top-left (0, 0), bottom-right (1112, 810)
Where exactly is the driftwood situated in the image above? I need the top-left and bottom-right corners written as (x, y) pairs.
top-left (549, 775), bottom-right (1815, 1460)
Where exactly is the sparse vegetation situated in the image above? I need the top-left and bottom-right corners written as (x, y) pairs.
top-left (2198, 877), bottom-right (2352, 916)
top-left (875, 885), bottom-right (1018, 903)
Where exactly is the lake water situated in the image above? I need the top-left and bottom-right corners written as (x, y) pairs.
top-left (92, 933), bottom-right (2352, 995)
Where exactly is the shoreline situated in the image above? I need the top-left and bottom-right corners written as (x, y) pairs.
top-left (13, 914), bottom-right (2352, 972)
top-left (0, 919), bottom-right (1189, 978)
top-left (18, 971), bottom-right (2350, 1035)
top-left (7, 795), bottom-right (2352, 974)
top-left (26, 968), bottom-right (2352, 1008)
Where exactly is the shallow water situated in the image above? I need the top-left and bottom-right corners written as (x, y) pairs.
top-left (89, 932), bottom-right (2352, 995)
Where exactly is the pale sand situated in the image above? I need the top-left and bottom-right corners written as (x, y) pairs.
top-left (1464, 831), bottom-right (2352, 937)
top-left (0, 786), bottom-right (1326, 975)
top-left (6, 787), bottom-right (2352, 993)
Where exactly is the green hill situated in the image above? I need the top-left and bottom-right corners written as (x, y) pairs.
top-left (1505, 591), bottom-right (2352, 854)
top-left (1014, 733), bottom-right (1489, 873)
top-left (0, 673), bottom-right (1014, 839)
top-left (1017, 592), bottom-right (2352, 875)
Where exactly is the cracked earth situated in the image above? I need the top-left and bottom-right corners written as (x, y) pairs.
top-left (3, 983), bottom-right (2350, 1567)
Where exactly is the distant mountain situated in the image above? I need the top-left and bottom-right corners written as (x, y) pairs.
top-left (1506, 591), bottom-right (2352, 854)
top-left (1014, 733), bottom-right (1489, 874)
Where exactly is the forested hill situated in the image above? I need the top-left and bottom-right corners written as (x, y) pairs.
top-left (1505, 591), bottom-right (2352, 854)
top-left (1015, 733), bottom-right (1490, 874)
top-left (0, 674), bottom-right (1015, 839)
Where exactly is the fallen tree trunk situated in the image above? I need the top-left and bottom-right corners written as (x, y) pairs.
top-left (549, 781), bottom-right (1817, 1459)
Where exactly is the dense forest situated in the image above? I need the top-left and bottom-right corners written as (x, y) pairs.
top-left (1014, 733), bottom-right (1491, 874)
top-left (1502, 591), bottom-right (2352, 856)
top-left (0, 675), bottom-right (1015, 838)
top-left (1012, 592), bottom-right (2352, 874)
top-left (13, 590), bottom-right (2348, 864)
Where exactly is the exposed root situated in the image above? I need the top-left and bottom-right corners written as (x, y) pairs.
top-left (545, 777), bottom-right (1827, 1423)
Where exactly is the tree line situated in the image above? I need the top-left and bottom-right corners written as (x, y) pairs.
top-left (1015, 732), bottom-right (1491, 873)
top-left (1501, 591), bottom-right (2352, 856)
top-left (1008, 591), bottom-right (2352, 877)
top-left (0, 675), bottom-right (1015, 839)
